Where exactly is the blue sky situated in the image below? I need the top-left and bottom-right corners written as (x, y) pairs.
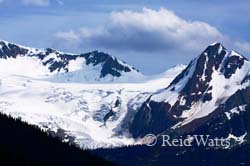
top-left (0, 0), bottom-right (250, 74)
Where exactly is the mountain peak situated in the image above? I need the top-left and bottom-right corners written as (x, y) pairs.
top-left (229, 50), bottom-right (248, 60)
top-left (203, 42), bottom-right (226, 58)
top-left (209, 42), bottom-right (224, 47)
top-left (209, 42), bottom-right (225, 49)
top-left (130, 42), bottom-right (250, 137)
top-left (0, 40), bottom-right (142, 82)
top-left (0, 39), bottom-right (11, 45)
top-left (0, 40), bottom-right (28, 50)
top-left (169, 43), bottom-right (248, 90)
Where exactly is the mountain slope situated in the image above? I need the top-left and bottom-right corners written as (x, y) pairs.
top-left (3, 39), bottom-right (249, 152)
top-left (0, 66), bottom-right (184, 149)
top-left (0, 40), bottom-right (185, 149)
top-left (0, 113), bottom-right (113, 166)
top-left (130, 43), bottom-right (250, 142)
top-left (0, 40), bottom-right (142, 82)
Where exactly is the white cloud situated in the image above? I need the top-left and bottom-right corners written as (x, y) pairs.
top-left (55, 8), bottom-right (250, 58)
top-left (56, 30), bottom-right (79, 41)
top-left (55, 30), bottom-right (81, 49)
top-left (21, 0), bottom-right (50, 6)
top-left (234, 41), bottom-right (250, 53)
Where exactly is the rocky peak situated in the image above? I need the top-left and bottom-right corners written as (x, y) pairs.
top-left (0, 40), bottom-right (141, 81)
top-left (129, 43), bottom-right (250, 138)
top-left (82, 51), bottom-right (135, 78)
top-left (0, 40), bottom-right (29, 59)
top-left (220, 50), bottom-right (248, 79)
top-left (203, 42), bottom-right (225, 56)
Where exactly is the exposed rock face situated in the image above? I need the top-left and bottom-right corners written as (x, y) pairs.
top-left (83, 51), bottom-right (135, 78)
top-left (0, 41), bottom-right (29, 58)
top-left (130, 43), bottom-right (250, 141)
top-left (0, 40), bottom-right (140, 80)
top-left (178, 87), bottom-right (250, 146)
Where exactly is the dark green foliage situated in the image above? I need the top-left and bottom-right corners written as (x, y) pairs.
top-left (0, 113), bottom-right (113, 166)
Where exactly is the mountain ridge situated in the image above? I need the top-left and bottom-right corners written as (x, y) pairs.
top-left (0, 39), bottom-right (186, 149)
top-left (0, 40), bottom-right (143, 82)
top-left (1, 40), bottom-right (249, 151)
top-left (129, 42), bottom-right (250, 145)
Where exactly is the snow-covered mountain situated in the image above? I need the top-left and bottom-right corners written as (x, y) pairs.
top-left (0, 40), bottom-right (185, 149)
top-left (0, 40), bottom-right (143, 82)
top-left (2, 40), bottom-right (249, 149)
top-left (130, 43), bottom-right (250, 146)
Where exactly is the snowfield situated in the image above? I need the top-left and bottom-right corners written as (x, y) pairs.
top-left (0, 53), bottom-right (185, 149)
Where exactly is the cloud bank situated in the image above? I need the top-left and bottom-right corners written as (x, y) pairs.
top-left (55, 8), bottom-right (250, 56)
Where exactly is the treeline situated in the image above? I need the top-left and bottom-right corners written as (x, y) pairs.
top-left (0, 113), bottom-right (113, 166)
